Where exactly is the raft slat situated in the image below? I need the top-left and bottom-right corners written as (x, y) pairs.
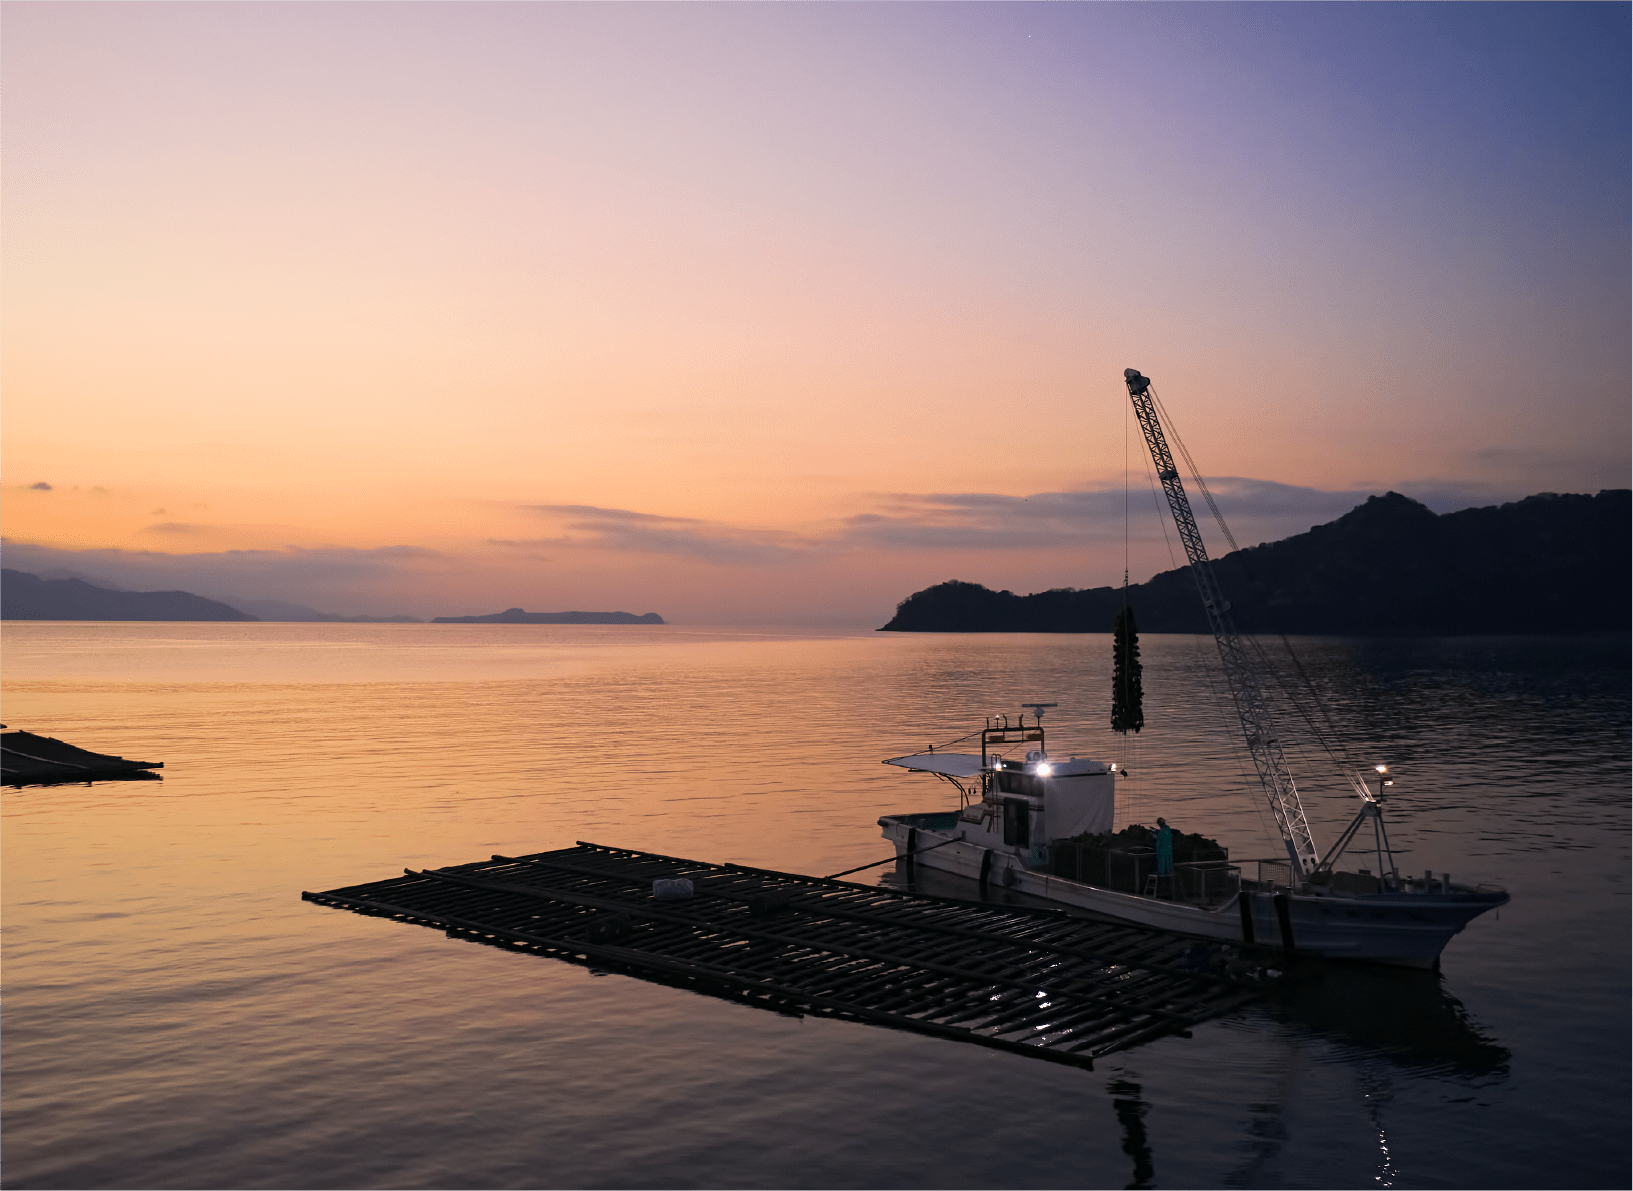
top-left (303, 841), bottom-right (1270, 1070)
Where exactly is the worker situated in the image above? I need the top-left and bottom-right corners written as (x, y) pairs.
top-left (1155, 818), bottom-right (1174, 876)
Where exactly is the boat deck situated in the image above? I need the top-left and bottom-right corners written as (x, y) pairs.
top-left (302, 842), bottom-right (1267, 1069)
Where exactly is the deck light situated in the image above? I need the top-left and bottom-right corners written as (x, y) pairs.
top-left (1373, 765), bottom-right (1395, 800)
top-left (1036, 763), bottom-right (1053, 777)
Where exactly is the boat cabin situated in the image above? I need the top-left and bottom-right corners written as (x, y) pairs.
top-left (883, 716), bottom-right (1115, 863)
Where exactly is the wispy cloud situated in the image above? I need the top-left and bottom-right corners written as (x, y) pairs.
top-left (524, 504), bottom-right (805, 565)
top-left (516, 480), bottom-right (1395, 564)
top-left (528, 505), bottom-right (698, 525)
top-left (833, 479), bottom-right (1393, 552)
top-left (1, 479), bottom-right (1563, 625)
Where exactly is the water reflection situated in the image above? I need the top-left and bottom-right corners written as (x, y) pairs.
top-left (1107, 1078), bottom-right (1156, 1190)
top-left (896, 867), bottom-right (1511, 1071)
top-left (1271, 960), bottom-right (1509, 1078)
top-left (2, 625), bottom-right (1618, 1191)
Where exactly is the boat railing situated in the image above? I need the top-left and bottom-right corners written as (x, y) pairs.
top-left (1256, 859), bottom-right (1294, 889)
top-left (1050, 843), bottom-right (1239, 905)
top-left (1172, 861), bottom-right (1240, 905)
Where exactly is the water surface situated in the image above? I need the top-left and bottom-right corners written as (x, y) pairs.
top-left (4, 624), bottom-right (1627, 1188)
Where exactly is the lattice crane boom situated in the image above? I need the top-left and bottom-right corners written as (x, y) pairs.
top-left (1122, 368), bottom-right (1321, 876)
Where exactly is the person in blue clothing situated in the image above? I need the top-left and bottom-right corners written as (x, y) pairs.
top-left (1155, 818), bottom-right (1174, 876)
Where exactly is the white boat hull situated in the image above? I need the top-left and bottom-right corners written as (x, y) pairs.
top-left (880, 813), bottom-right (1506, 969)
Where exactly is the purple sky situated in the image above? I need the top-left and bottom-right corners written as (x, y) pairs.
top-left (5, 3), bottom-right (1627, 621)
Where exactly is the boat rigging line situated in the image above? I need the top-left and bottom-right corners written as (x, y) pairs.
top-left (1132, 422), bottom-right (1280, 852)
top-left (1124, 368), bottom-right (1322, 876)
top-left (1146, 382), bottom-right (1370, 799)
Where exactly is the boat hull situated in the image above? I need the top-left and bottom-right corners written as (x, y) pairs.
top-left (880, 814), bottom-right (1507, 969)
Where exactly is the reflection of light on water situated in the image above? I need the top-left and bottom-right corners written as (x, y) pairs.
top-left (1375, 1124), bottom-right (1396, 1186)
top-left (1363, 1089), bottom-right (1397, 1187)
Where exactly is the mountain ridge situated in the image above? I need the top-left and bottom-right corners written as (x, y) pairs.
top-left (1, 570), bottom-right (258, 622)
top-left (880, 489), bottom-right (1632, 635)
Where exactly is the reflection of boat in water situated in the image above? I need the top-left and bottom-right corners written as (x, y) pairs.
top-left (885, 861), bottom-right (1508, 1077)
top-left (878, 369), bottom-right (1508, 969)
top-left (1270, 959), bottom-right (1510, 1077)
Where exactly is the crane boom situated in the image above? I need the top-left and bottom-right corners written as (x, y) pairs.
top-left (1122, 368), bottom-right (1320, 876)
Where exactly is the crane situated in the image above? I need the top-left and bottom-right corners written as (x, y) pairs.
top-left (1122, 367), bottom-right (1321, 877)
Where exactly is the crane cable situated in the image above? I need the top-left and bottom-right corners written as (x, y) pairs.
top-left (1151, 386), bottom-right (1238, 552)
top-left (1149, 385), bottom-right (1367, 798)
top-left (1138, 444), bottom-right (1279, 853)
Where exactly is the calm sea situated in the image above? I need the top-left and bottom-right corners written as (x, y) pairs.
top-left (3, 623), bottom-right (1627, 1190)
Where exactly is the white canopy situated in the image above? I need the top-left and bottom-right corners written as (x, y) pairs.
top-left (884, 752), bottom-right (1111, 779)
top-left (883, 752), bottom-right (986, 778)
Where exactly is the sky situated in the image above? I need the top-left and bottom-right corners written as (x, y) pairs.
top-left (4, 2), bottom-right (1628, 623)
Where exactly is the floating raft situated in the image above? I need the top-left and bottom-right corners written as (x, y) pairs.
top-left (303, 842), bottom-right (1266, 1068)
top-left (1, 729), bottom-right (163, 787)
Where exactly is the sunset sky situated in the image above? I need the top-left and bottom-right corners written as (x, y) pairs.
top-left (4, 2), bottom-right (1627, 623)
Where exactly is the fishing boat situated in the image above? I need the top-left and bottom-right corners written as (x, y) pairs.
top-left (877, 369), bottom-right (1508, 969)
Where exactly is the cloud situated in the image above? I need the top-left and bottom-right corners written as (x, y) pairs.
top-left (836, 492), bottom-right (1121, 552)
top-left (5, 478), bottom-right (1540, 622)
top-left (831, 479), bottom-right (1385, 553)
top-left (142, 522), bottom-right (207, 534)
top-left (528, 504), bottom-right (702, 525)
top-left (524, 504), bottom-right (804, 565)
top-left (29, 482), bottom-right (52, 491)
top-left (513, 479), bottom-right (1391, 565)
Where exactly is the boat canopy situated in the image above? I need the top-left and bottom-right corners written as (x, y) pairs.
top-left (885, 753), bottom-right (1112, 778)
top-left (883, 752), bottom-right (986, 778)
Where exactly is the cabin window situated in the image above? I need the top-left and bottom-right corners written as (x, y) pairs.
top-left (997, 770), bottom-right (1046, 798)
top-left (1003, 799), bottom-right (1031, 847)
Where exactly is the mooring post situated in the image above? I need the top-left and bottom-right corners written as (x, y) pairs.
top-left (1272, 892), bottom-right (1296, 951)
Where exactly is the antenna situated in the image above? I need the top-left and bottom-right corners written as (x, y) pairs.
top-left (1021, 702), bottom-right (1058, 723)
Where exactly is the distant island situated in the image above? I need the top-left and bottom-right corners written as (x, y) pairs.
top-left (431, 607), bottom-right (666, 625)
top-left (2, 570), bottom-right (257, 621)
top-left (881, 489), bottom-right (1631, 636)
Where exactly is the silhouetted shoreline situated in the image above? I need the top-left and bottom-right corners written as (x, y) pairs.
top-left (431, 607), bottom-right (665, 624)
top-left (881, 490), bottom-right (1631, 635)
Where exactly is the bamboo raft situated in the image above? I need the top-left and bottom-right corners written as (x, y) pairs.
top-left (302, 842), bottom-right (1267, 1069)
top-left (1, 729), bottom-right (163, 787)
